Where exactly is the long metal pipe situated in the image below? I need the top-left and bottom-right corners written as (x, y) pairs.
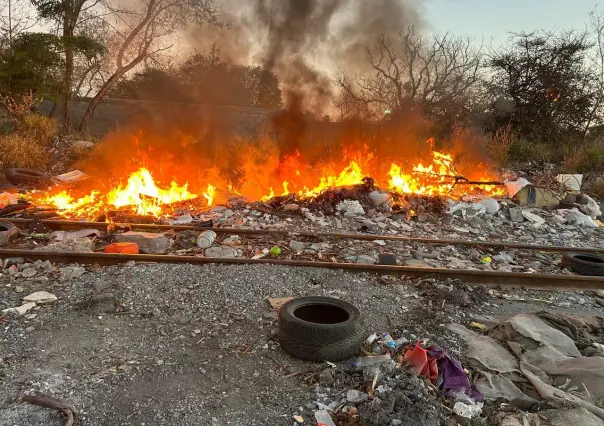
top-left (5, 218), bottom-right (604, 253)
top-left (0, 248), bottom-right (603, 289)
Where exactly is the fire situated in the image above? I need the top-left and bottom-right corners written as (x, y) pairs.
top-left (29, 137), bottom-right (505, 220)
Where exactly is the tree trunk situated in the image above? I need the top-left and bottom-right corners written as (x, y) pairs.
top-left (77, 72), bottom-right (121, 132)
top-left (62, 20), bottom-right (74, 133)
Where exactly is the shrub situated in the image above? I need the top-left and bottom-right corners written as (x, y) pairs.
top-left (562, 142), bottom-right (604, 173)
top-left (488, 126), bottom-right (514, 167)
top-left (509, 138), bottom-right (555, 163)
top-left (15, 113), bottom-right (57, 145)
top-left (0, 134), bottom-right (49, 170)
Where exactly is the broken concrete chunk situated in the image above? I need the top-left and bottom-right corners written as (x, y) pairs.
top-left (289, 240), bottom-right (305, 252)
top-left (205, 245), bottom-right (238, 258)
top-left (2, 302), bottom-right (36, 316)
top-left (35, 238), bottom-right (94, 252)
top-left (59, 266), bottom-right (86, 280)
top-left (508, 207), bottom-right (524, 223)
top-left (336, 200), bottom-right (365, 217)
top-left (20, 268), bottom-right (37, 278)
top-left (356, 255), bottom-right (376, 265)
top-left (23, 291), bottom-right (57, 305)
top-left (115, 231), bottom-right (172, 254)
top-left (50, 229), bottom-right (100, 242)
top-left (521, 211), bottom-right (545, 225)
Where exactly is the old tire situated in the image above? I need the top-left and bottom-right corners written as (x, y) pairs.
top-left (561, 252), bottom-right (604, 276)
top-left (278, 296), bottom-right (363, 362)
top-left (4, 168), bottom-right (48, 186)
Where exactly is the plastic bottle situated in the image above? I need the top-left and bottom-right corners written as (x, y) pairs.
top-left (197, 230), bottom-right (217, 248)
top-left (381, 333), bottom-right (396, 348)
top-left (314, 410), bottom-right (336, 426)
top-left (349, 354), bottom-right (391, 370)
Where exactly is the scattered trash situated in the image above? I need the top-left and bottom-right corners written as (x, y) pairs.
top-left (115, 231), bottom-right (173, 254)
top-left (204, 245), bottom-right (238, 258)
top-left (314, 410), bottom-right (336, 426)
top-left (561, 208), bottom-right (599, 227)
top-left (479, 197), bottom-right (499, 214)
top-left (222, 235), bottom-right (241, 246)
top-left (480, 256), bottom-right (492, 265)
top-left (368, 190), bottom-right (391, 212)
top-left (504, 178), bottom-right (530, 197)
top-left (453, 401), bottom-right (483, 419)
top-left (289, 240), bottom-right (306, 252)
top-left (19, 393), bottom-right (78, 426)
top-left (347, 354), bottom-right (392, 370)
top-left (516, 185), bottom-right (565, 208)
top-left (104, 242), bottom-right (139, 254)
top-left (53, 169), bottom-right (90, 184)
top-left (561, 252), bottom-right (604, 276)
top-left (0, 221), bottom-right (19, 246)
top-left (270, 246), bottom-right (282, 256)
top-left (556, 174), bottom-right (583, 191)
top-left (293, 415), bottom-right (304, 424)
top-left (469, 322), bottom-right (488, 332)
top-left (196, 230), bottom-right (217, 249)
top-left (377, 253), bottom-right (397, 265)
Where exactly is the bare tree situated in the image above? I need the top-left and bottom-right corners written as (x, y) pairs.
top-left (336, 24), bottom-right (482, 122)
top-left (0, 0), bottom-right (36, 50)
top-left (584, 7), bottom-right (604, 139)
top-left (77, 0), bottom-right (222, 131)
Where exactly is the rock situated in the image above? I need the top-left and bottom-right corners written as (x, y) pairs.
top-left (372, 240), bottom-right (386, 246)
top-left (378, 253), bottom-right (397, 265)
top-left (222, 235), bottom-right (241, 246)
top-left (23, 291), bottom-right (57, 305)
top-left (412, 250), bottom-right (424, 260)
top-left (170, 214), bottom-right (193, 225)
top-left (0, 226), bottom-right (19, 246)
top-left (493, 253), bottom-right (514, 263)
top-left (289, 240), bottom-right (306, 252)
top-left (453, 401), bottom-right (483, 419)
top-left (87, 294), bottom-right (118, 314)
top-left (356, 255), bottom-right (376, 265)
top-left (595, 289), bottom-right (604, 299)
top-left (35, 238), bottom-right (94, 252)
top-left (404, 259), bottom-right (432, 268)
top-left (71, 140), bottom-right (94, 149)
top-left (2, 302), bottom-right (36, 316)
top-left (115, 232), bottom-right (172, 254)
top-left (14, 285), bottom-right (24, 293)
top-left (508, 208), bottom-right (524, 223)
top-left (346, 389), bottom-right (369, 403)
top-left (7, 265), bottom-right (19, 275)
top-left (20, 268), bottom-right (37, 278)
top-left (50, 229), bottom-right (100, 242)
top-left (522, 211), bottom-right (545, 225)
top-left (336, 200), bottom-right (365, 217)
top-left (38, 260), bottom-right (54, 271)
top-left (368, 191), bottom-right (391, 212)
top-left (319, 369), bottom-right (335, 386)
top-left (283, 203), bottom-right (300, 212)
top-left (479, 198), bottom-right (500, 214)
top-left (59, 266), bottom-right (86, 280)
top-left (2, 257), bottom-right (24, 269)
top-left (205, 245), bottom-right (238, 258)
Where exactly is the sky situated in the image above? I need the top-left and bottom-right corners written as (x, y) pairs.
top-left (423, 0), bottom-right (599, 47)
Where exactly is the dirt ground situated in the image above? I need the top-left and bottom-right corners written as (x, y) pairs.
top-left (1, 262), bottom-right (602, 426)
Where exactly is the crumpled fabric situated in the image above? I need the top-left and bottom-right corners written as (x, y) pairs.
top-left (403, 343), bottom-right (483, 403)
top-left (403, 343), bottom-right (438, 384)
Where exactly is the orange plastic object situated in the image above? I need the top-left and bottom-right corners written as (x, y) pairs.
top-left (104, 242), bottom-right (139, 254)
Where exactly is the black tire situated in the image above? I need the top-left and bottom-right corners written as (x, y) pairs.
top-left (561, 252), bottom-right (604, 276)
top-left (4, 168), bottom-right (48, 186)
top-left (0, 221), bottom-right (17, 232)
top-left (278, 296), bottom-right (364, 362)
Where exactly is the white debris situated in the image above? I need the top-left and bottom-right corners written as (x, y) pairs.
top-left (2, 302), bottom-right (36, 316)
top-left (50, 229), bottom-right (100, 242)
top-left (561, 208), bottom-right (599, 227)
top-left (336, 200), bottom-right (365, 217)
top-left (479, 197), bottom-right (500, 214)
top-left (556, 174), bottom-right (583, 191)
top-left (453, 401), bottom-right (483, 419)
top-left (368, 190), bottom-right (391, 212)
top-left (521, 211), bottom-right (546, 225)
top-left (346, 389), bottom-right (369, 403)
top-left (504, 178), bottom-right (530, 197)
top-left (23, 291), bottom-right (57, 305)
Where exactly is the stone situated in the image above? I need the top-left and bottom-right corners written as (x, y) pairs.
top-left (368, 191), bottom-right (391, 211)
top-left (372, 240), bottom-right (386, 246)
top-left (38, 260), bottom-right (54, 271)
top-left (2, 257), bottom-right (24, 268)
top-left (7, 265), bottom-right (19, 275)
top-left (404, 259), bottom-right (432, 268)
top-left (2, 302), bottom-right (36, 316)
top-left (319, 369), bottom-right (335, 386)
top-left (289, 240), bottom-right (306, 252)
top-left (50, 229), bottom-right (100, 242)
top-left (595, 289), bottom-right (604, 299)
top-left (0, 226), bottom-right (19, 246)
top-left (23, 291), bottom-right (57, 305)
top-left (493, 253), bottom-right (514, 264)
top-left (170, 214), bottom-right (193, 225)
top-left (20, 268), bottom-right (37, 278)
top-left (14, 285), bottom-right (24, 293)
top-left (378, 253), bottom-right (397, 265)
top-left (479, 198), bottom-right (500, 214)
top-left (59, 266), bottom-right (86, 280)
top-left (336, 200), bottom-right (365, 217)
top-left (115, 232), bottom-right (173, 254)
top-left (35, 238), bottom-right (94, 252)
top-left (222, 235), bottom-right (241, 246)
top-left (522, 211), bottom-right (545, 225)
top-left (508, 208), bottom-right (524, 223)
top-left (71, 140), bottom-right (94, 149)
top-left (283, 203), bottom-right (300, 212)
top-left (346, 389), bottom-right (369, 403)
top-left (356, 255), bottom-right (376, 265)
top-left (205, 245), bottom-right (238, 258)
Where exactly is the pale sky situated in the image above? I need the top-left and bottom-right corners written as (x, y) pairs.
top-left (423, 0), bottom-right (599, 46)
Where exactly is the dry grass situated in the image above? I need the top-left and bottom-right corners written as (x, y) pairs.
top-left (0, 134), bottom-right (49, 170)
top-left (67, 143), bottom-right (95, 164)
top-left (16, 113), bottom-right (57, 145)
top-left (488, 126), bottom-right (514, 167)
top-left (563, 142), bottom-right (604, 173)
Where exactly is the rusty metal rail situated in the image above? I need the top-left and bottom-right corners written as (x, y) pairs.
top-left (5, 218), bottom-right (604, 254)
top-left (0, 248), bottom-right (603, 290)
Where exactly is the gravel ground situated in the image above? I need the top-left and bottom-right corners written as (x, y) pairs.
top-left (1, 262), bottom-right (603, 426)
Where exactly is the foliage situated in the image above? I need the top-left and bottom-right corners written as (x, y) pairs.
top-left (16, 113), bottom-right (57, 144)
top-left (0, 133), bottom-right (49, 170)
top-left (488, 126), bottom-right (514, 167)
top-left (488, 30), bottom-right (597, 143)
top-left (109, 46), bottom-right (283, 109)
top-left (509, 138), bottom-right (556, 163)
top-left (0, 32), bottom-right (64, 98)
